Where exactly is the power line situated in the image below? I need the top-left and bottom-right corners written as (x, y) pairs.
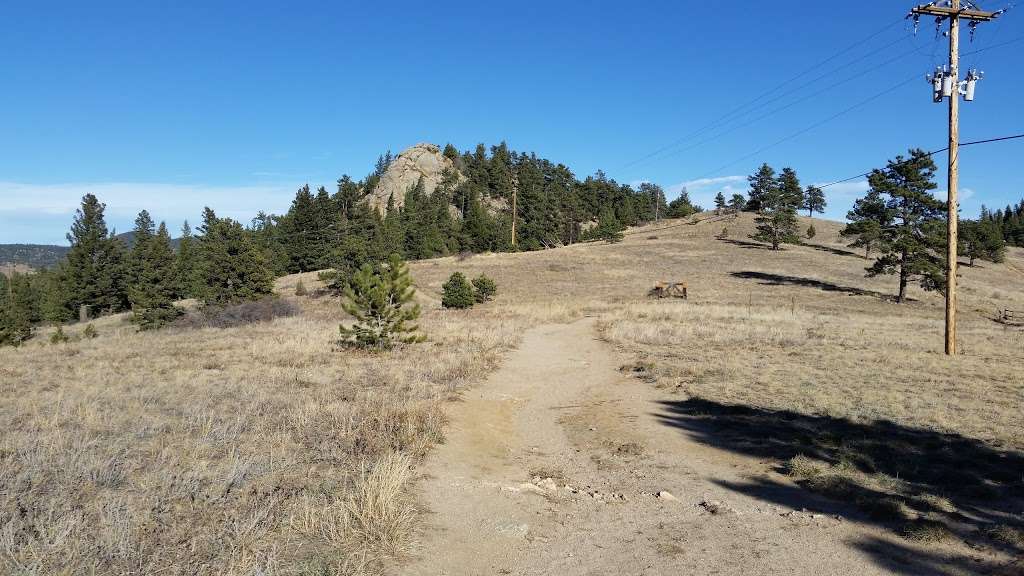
top-left (817, 133), bottom-right (1024, 189)
top-left (647, 42), bottom-right (927, 165)
top-left (686, 74), bottom-right (920, 183)
top-left (622, 18), bottom-right (908, 169)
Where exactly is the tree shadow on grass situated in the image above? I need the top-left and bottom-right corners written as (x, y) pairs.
top-left (654, 398), bottom-right (1024, 575)
top-left (803, 242), bottom-right (865, 259)
top-left (719, 238), bottom-right (772, 250)
top-left (730, 270), bottom-right (904, 301)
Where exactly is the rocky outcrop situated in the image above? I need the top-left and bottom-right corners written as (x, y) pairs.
top-left (368, 143), bottom-right (459, 213)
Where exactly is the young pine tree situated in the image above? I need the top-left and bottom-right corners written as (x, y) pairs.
top-left (594, 207), bottom-right (625, 243)
top-left (129, 222), bottom-right (182, 329)
top-left (442, 272), bottom-right (476, 309)
top-left (861, 149), bottom-right (946, 303)
top-left (0, 273), bottom-right (34, 346)
top-left (728, 194), bottom-right (747, 212)
top-left (174, 221), bottom-right (201, 299)
top-left (472, 273), bottom-right (497, 303)
top-left (339, 253), bottom-right (424, 349)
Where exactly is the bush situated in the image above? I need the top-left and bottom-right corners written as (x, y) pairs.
top-left (50, 326), bottom-right (70, 344)
top-left (441, 272), bottom-right (475, 309)
top-left (472, 274), bottom-right (497, 303)
top-left (295, 279), bottom-right (308, 296)
top-left (717, 226), bottom-right (729, 239)
top-left (806, 224), bottom-right (817, 240)
top-left (82, 324), bottom-right (98, 339)
top-left (174, 297), bottom-right (300, 329)
top-left (339, 254), bottom-right (424, 350)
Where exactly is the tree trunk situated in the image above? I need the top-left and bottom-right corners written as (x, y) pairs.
top-left (897, 252), bottom-right (908, 303)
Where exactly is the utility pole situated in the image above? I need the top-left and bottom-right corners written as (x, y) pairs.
top-left (909, 1), bottom-right (1000, 356)
top-left (510, 186), bottom-right (517, 249)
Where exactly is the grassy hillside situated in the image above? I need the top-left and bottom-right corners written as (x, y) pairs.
top-left (0, 243), bottom-right (69, 270)
top-left (1, 212), bottom-right (1021, 575)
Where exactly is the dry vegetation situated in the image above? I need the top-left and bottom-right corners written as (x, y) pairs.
top-left (2, 212), bottom-right (1022, 574)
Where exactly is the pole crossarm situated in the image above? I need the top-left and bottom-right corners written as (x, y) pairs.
top-left (910, 5), bottom-right (1000, 21)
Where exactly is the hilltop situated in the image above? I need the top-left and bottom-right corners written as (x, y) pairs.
top-left (2, 211), bottom-right (1021, 575)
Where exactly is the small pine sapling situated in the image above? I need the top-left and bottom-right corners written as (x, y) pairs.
top-left (472, 274), bottom-right (497, 303)
top-left (717, 226), bottom-right (729, 240)
top-left (806, 224), bottom-right (816, 240)
top-left (295, 279), bottom-right (308, 296)
top-left (339, 254), bottom-right (424, 350)
top-left (83, 324), bottom-right (98, 339)
top-left (50, 326), bottom-right (70, 344)
top-left (442, 272), bottom-right (476, 309)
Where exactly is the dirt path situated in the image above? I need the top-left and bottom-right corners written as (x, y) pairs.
top-left (399, 320), bottom-right (962, 576)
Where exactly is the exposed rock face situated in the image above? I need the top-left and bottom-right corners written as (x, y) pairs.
top-left (368, 143), bottom-right (458, 213)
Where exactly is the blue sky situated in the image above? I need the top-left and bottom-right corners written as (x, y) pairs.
top-left (1, 0), bottom-right (1021, 244)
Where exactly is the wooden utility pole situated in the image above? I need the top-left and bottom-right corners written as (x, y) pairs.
top-left (909, 1), bottom-right (998, 356)
top-left (510, 186), bottom-right (517, 249)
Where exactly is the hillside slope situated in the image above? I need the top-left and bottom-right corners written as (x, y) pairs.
top-left (2, 213), bottom-right (1021, 576)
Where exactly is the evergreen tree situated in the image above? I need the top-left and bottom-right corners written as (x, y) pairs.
top-left (960, 219), bottom-right (1006, 266)
top-left (714, 191), bottom-right (727, 213)
top-left (667, 187), bottom-right (700, 218)
top-left (281, 184), bottom-right (322, 273)
top-left (129, 222), bottom-right (182, 329)
top-left (841, 189), bottom-right (891, 258)
top-left (804, 185), bottom-right (827, 217)
top-left (472, 274), bottom-right (497, 303)
top-left (196, 208), bottom-right (275, 305)
top-left (746, 164), bottom-right (776, 212)
top-left (63, 194), bottom-right (129, 316)
top-left (750, 180), bottom-right (800, 250)
top-left (128, 210), bottom-right (156, 290)
top-left (728, 194), bottom-right (747, 212)
top-left (339, 253), bottom-right (423, 349)
top-left (0, 273), bottom-right (34, 346)
top-left (777, 167), bottom-right (805, 211)
top-left (592, 207), bottom-right (624, 243)
top-left (861, 149), bottom-right (945, 303)
top-left (441, 272), bottom-right (476, 309)
top-left (250, 212), bottom-right (290, 276)
top-left (174, 221), bottom-right (201, 299)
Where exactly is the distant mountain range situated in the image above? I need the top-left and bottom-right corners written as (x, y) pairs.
top-left (0, 232), bottom-right (180, 271)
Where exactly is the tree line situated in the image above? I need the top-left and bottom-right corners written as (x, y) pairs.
top-left (1, 142), bottom-right (702, 346)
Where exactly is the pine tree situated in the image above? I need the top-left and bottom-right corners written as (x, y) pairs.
top-left (960, 219), bottom-right (1006, 266)
top-left (667, 187), bottom-right (700, 218)
top-left (746, 164), bottom-right (776, 212)
top-left (128, 210), bottom-right (156, 291)
top-left (129, 222), bottom-right (182, 329)
top-left (593, 207), bottom-right (624, 243)
top-left (804, 185), bottom-right (827, 217)
top-left (196, 208), bottom-right (274, 305)
top-left (0, 273), bottom-right (34, 346)
top-left (472, 274), bottom-right (497, 303)
top-left (806, 224), bottom-right (816, 240)
top-left (714, 191), bottom-right (727, 213)
top-left (728, 194), bottom-right (747, 212)
top-left (339, 253), bottom-right (423, 349)
top-left (861, 149), bottom-right (946, 303)
top-left (777, 167), bottom-right (805, 211)
top-left (840, 189), bottom-right (891, 259)
top-left (174, 221), bottom-right (201, 299)
top-left (63, 194), bottom-right (130, 316)
top-left (750, 178), bottom-right (800, 250)
top-left (442, 272), bottom-right (476, 309)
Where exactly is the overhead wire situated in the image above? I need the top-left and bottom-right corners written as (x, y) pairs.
top-left (622, 18), bottom-right (908, 169)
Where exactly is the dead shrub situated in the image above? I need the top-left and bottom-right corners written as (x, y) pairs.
top-left (174, 297), bottom-right (300, 329)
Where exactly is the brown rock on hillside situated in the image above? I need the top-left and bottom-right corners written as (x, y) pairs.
top-left (367, 143), bottom-right (460, 213)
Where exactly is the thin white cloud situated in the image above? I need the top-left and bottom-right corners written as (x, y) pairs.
top-left (814, 180), bottom-right (869, 198)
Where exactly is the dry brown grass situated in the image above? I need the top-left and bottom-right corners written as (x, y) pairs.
top-left (0, 273), bottom-right (521, 575)
top-left (2, 212), bottom-right (1022, 573)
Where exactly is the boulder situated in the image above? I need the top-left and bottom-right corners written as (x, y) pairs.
top-left (368, 143), bottom-right (460, 213)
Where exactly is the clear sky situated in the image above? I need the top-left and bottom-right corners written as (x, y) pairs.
top-left (1, 0), bottom-right (1021, 244)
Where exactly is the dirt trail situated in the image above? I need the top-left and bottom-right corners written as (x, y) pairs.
top-left (400, 320), bottom-right (934, 576)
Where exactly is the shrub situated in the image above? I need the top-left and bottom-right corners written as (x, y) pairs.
top-left (806, 224), bottom-right (817, 240)
top-left (50, 326), bottom-right (70, 344)
top-left (717, 226), bottom-right (729, 239)
top-left (441, 272), bottom-right (475, 309)
top-left (295, 279), bottom-right (308, 296)
top-left (174, 297), bottom-right (300, 329)
top-left (472, 274), bottom-right (497, 303)
top-left (83, 324), bottom-right (98, 339)
top-left (339, 254), bottom-right (424, 350)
